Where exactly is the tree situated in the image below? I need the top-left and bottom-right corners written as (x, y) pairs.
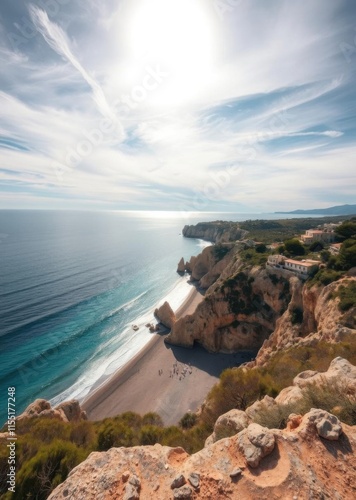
top-left (255, 243), bottom-right (267, 253)
top-left (339, 238), bottom-right (356, 269)
top-left (179, 412), bottom-right (197, 429)
top-left (335, 221), bottom-right (356, 240)
top-left (310, 241), bottom-right (324, 252)
top-left (284, 238), bottom-right (305, 256)
top-left (320, 250), bottom-right (331, 263)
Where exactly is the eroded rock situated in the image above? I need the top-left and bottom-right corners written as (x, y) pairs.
top-left (237, 423), bottom-right (275, 468)
top-left (300, 409), bottom-right (343, 441)
top-left (154, 301), bottom-right (176, 329)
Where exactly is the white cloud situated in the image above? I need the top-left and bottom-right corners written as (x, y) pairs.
top-left (0, 0), bottom-right (354, 210)
top-left (28, 4), bottom-right (125, 140)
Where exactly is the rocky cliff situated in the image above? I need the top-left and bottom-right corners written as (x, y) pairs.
top-left (255, 275), bottom-right (356, 366)
top-left (49, 404), bottom-right (356, 499)
top-left (170, 239), bottom-right (356, 360)
top-left (167, 247), bottom-right (292, 352)
top-left (205, 357), bottom-right (356, 444)
top-left (154, 301), bottom-right (176, 329)
top-left (182, 221), bottom-right (248, 243)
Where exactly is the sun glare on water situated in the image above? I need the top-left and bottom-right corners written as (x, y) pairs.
top-left (125, 0), bottom-right (217, 105)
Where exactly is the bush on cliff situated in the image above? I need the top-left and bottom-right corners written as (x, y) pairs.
top-left (212, 244), bottom-right (231, 261)
top-left (333, 281), bottom-right (356, 312)
top-left (200, 338), bottom-right (356, 430)
top-left (284, 238), bottom-right (306, 256)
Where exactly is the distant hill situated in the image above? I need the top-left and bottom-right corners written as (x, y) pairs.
top-left (276, 204), bottom-right (356, 216)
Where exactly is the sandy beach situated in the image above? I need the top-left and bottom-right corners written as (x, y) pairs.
top-left (83, 286), bottom-right (249, 425)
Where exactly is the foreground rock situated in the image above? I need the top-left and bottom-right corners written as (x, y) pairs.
top-left (49, 409), bottom-right (356, 499)
top-left (17, 399), bottom-right (87, 422)
top-left (154, 301), bottom-right (176, 329)
top-left (205, 357), bottom-right (355, 445)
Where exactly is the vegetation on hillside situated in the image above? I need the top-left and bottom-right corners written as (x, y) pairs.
top-left (239, 215), bottom-right (355, 243)
top-left (0, 411), bottom-right (209, 500)
top-left (2, 216), bottom-right (355, 499)
top-left (200, 338), bottom-right (356, 429)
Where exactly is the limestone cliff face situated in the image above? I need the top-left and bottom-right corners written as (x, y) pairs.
top-left (49, 406), bottom-right (356, 499)
top-left (166, 263), bottom-right (292, 352)
top-left (182, 221), bottom-right (247, 243)
top-left (178, 243), bottom-right (236, 290)
top-left (172, 237), bottom-right (356, 360)
top-left (255, 276), bottom-right (356, 366)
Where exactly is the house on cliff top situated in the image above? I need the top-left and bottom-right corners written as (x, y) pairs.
top-left (301, 228), bottom-right (335, 244)
top-left (267, 255), bottom-right (320, 278)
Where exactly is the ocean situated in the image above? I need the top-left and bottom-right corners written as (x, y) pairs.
top-left (0, 209), bottom-right (319, 424)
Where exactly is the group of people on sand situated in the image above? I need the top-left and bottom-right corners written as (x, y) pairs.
top-left (158, 362), bottom-right (193, 380)
top-left (169, 362), bottom-right (193, 380)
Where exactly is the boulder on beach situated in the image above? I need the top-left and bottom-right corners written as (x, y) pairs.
top-left (154, 301), bottom-right (176, 329)
top-left (177, 257), bottom-right (185, 275)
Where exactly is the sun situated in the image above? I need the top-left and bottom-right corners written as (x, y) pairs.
top-left (124, 0), bottom-right (217, 104)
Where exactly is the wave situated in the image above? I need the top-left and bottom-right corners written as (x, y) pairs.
top-left (0, 287), bottom-right (149, 341)
top-left (0, 290), bottom-right (151, 380)
top-left (0, 260), bottom-right (123, 299)
top-left (49, 276), bottom-right (195, 406)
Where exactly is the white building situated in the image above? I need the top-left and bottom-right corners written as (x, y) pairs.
top-left (284, 259), bottom-right (320, 277)
top-left (301, 229), bottom-right (335, 244)
top-left (267, 254), bottom-right (285, 267)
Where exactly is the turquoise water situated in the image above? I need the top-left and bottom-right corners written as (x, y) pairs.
top-left (0, 210), bottom-right (321, 424)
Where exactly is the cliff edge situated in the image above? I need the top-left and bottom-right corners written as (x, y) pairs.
top-left (49, 406), bottom-right (356, 499)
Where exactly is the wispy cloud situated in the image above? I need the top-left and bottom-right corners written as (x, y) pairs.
top-left (28, 4), bottom-right (125, 140)
top-left (0, 0), bottom-right (355, 211)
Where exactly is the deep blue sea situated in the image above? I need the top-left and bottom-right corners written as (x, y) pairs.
top-left (0, 210), bottom-right (321, 424)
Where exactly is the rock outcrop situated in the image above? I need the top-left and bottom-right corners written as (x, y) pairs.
top-left (205, 409), bottom-right (250, 445)
top-left (182, 221), bottom-right (247, 243)
top-left (275, 356), bottom-right (356, 408)
top-left (177, 258), bottom-right (185, 275)
top-left (154, 301), bottom-right (176, 329)
top-left (17, 399), bottom-right (87, 422)
top-left (255, 276), bottom-right (356, 366)
top-left (171, 234), bottom-right (356, 360)
top-left (178, 243), bottom-right (235, 289)
top-left (49, 408), bottom-right (356, 499)
top-left (205, 357), bottom-right (356, 446)
top-left (166, 263), bottom-right (292, 352)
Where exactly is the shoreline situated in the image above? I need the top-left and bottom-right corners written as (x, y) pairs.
top-left (82, 283), bottom-right (247, 425)
top-left (82, 284), bottom-right (203, 417)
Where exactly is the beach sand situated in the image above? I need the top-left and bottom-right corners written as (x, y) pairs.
top-left (83, 286), bottom-right (251, 425)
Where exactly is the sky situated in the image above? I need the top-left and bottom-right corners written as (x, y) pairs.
top-left (0, 0), bottom-right (355, 212)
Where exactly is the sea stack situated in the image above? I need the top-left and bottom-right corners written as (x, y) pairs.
top-left (154, 301), bottom-right (176, 329)
top-left (177, 257), bottom-right (185, 274)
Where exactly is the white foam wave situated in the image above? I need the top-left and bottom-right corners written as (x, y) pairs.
top-left (49, 276), bottom-right (194, 406)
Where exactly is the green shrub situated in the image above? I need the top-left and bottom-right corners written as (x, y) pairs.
top-left (309, 268), bottom-right (343, 286)
top-left (15, 440), bottom-right (86, 500)
top-left (179, 412), bottom-right (197, 429)
top-left (139, 425), bottom-right (162, 445)
top-left (334, 281), bottom-right (356, 311)
top-left (284, 238), bottom-right (305, 256)
top-left (213, 244), bottom-right (231, 261)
